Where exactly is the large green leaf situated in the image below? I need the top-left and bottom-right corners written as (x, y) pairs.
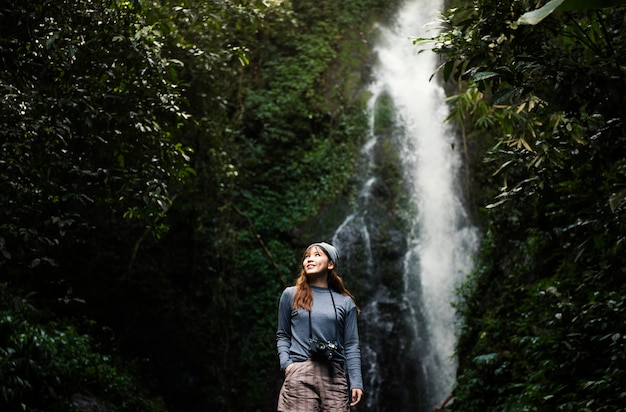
top-left (517, 0), bottom-right (564, 25)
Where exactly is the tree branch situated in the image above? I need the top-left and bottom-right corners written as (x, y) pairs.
top-left (232, 204), bottom-right (286, 288)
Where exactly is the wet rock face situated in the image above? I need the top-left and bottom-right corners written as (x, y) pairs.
top-left (358, 298), bottom-right (428, 412)
top-left (337, 195), bottom-right (429, 412)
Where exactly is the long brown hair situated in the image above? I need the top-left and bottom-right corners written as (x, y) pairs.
top-left (292, 245), bottom-right (360, 313)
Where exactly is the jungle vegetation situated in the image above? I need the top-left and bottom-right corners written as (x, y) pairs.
top-left (2, 0), bottom-right (626, 411)
top-left (0, 0), bottom-right (399, 410)
top-left (430, 0), bottom-right (626, 410)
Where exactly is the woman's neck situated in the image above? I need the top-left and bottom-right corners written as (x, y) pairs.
top-left (308, 273), bottom-right (328, 288)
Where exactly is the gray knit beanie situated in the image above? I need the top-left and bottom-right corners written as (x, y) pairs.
top-left (308, 242), bottom-right (339, 267)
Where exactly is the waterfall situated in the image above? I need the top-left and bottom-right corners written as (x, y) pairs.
top-left (332, 1), bottom-right (480, 410)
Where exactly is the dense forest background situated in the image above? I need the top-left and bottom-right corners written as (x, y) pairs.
top-left (434, 0), bottom-right (626, 411)
top-left (2, 0), bottom-right (626, 412)
top-left (1, 0), bottom-right (401, 410)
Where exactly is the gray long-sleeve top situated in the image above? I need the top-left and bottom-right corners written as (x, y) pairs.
top-left (276, 285), bottom-right (364, 392)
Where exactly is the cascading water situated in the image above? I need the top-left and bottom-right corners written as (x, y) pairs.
top-left (331, 1), bottom-right (480, 411)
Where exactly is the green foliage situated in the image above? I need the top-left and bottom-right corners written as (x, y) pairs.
top-left (0, 0), bottom-right (192, 276)
top-left (237, 2), bottom-right (381, 236)
top-left (432, 0), bottom-right (626, 410)
top-left (0, 285), bottom-right (164, 411)
top-left (1, 0), bottom-right (402, 410)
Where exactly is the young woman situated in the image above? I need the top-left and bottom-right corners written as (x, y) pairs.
top-left (276, 242), bottom-right (364, 411)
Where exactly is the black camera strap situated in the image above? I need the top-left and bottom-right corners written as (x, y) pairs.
top-left (308, 287), bottom-right (338, 343)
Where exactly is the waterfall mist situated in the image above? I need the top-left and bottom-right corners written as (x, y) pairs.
top-left (331, 1), bottom-right (480, 410)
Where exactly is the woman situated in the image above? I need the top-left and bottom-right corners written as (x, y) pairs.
top-left (276, 242), bottom-right (364, 411)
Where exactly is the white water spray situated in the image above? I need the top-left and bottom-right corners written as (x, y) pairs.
top-left (333, 0), bottom-right (480, 410)
top-left (377, 0), bottom-right (480, 404)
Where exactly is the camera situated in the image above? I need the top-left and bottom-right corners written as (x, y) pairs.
top-left (309, 338), bottom-right (342, 361)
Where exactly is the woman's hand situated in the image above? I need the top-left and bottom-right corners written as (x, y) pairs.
top-left (284, 363), bottom-right (294, 375)
top-left (350, 388), bottom-right (363, 407)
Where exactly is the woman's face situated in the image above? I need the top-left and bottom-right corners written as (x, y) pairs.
top-left (302, 246), bottom-right (334, 276)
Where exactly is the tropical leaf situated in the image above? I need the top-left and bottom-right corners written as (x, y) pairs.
top-left (472, 71), bottom-right (500, 82)
top-left (517, 0), bottom-right (564, 25)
